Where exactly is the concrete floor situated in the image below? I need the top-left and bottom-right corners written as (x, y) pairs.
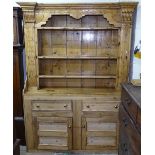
top-left (20, 146), bottom-right (118, 155)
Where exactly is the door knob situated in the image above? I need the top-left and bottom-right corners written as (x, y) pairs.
top-left (68, 125), bottom-right (72, 128)
top-left (86, 105), bottom-right (90, 108)
top-left (114, 105), bottom-right (119, 109)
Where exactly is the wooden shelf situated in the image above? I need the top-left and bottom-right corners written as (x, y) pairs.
top-left (39, 75), bottom-right (116, 79)
top-left (36, 15), bottom-right (121, 88)
top-left (38, 56), bottom-right (117, 60)
top-left (38, 27), bottom-right (119, 30)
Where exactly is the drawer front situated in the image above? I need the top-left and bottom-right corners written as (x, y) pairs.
top-left (136, 108), bottom-right (141, 132)
top-left (32, 100), bottom-right (72, 111)
top-left (82, 117), bottom-right (118, 150)
top-left (119, 104), bottom-right (141, 155)
top-left (36, 117), bottom-right (72, 150)
top-left (82, 101), bottom-right (119, 112)
top-left (122, 89), bottom-right (137, 122)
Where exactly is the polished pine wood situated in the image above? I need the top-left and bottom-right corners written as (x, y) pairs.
top-left (24, 88), bottom-right (120, 152)
top-left (18, 2), bottom-right (137, 153)
top-left (18, 2), bottom-right (137, 88)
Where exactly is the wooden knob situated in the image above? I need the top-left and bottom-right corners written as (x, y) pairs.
top-left (114, 105), bottom-right (118, 109)
top-left (86, 105), bottom-right (90, 108)
top-left (82, 125), bottom-right (86, 128)
top-left (36, 104), bottom-right (40, 108)
top-left (64, 104), bottom-right (68, 108)
top-left (68, 125), bottom-right (71, 128)
top-left (123, 118), bottom-right (128, 127)
top-left (123, 143), bottom-right (128, 152)
top-left (124, 122), bottom-right (128, 127)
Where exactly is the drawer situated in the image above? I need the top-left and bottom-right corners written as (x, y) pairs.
top-left (122, 89), bottom-right (137, 122)
top-left (119, 104), bottom-right (141, 155)
top-left (136, 107), bottom-right (141, 132)
top-left (82, 101), bottom-right (119, 112)
top-left (32, 100), bottom-right (72, 111)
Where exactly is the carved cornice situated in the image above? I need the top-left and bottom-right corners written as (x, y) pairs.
top-left (35, 9), bottom-right (121, 27)
top-left (120, 3), bottom-right (137, 25)
top-left (18, 2), bottom-right (137, 26)
top-left (17, 2), bottom-right (36, 23)
top-left (121, 8), bottom-right (135, 24)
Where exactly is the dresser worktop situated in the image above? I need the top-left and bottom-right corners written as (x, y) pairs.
top-left (122, 83), bottom-right (141, 108)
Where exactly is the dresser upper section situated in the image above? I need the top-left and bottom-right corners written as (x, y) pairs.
top-left (18, 2), bottom-right (137, 27)
top-left (18, 2), bottom-right (137, 90)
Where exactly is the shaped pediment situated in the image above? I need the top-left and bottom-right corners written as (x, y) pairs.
top-left (41, 15), bottom-right (115, 27)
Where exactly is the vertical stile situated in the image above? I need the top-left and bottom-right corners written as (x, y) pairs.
top-left (36, 28), bottom-right (40, 89)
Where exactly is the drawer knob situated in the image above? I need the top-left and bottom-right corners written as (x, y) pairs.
top-left (124, 122), bottom-right (128, 127)
top-left (64, 104), bottom-right (68, 108)
top-left (68, 125), bottom-right (72, 128)
top-left (82, 125), bottom-right (86, 128)
top-left (114, 105), bottom-right (119, 109)
top-left (123, 118), bottom-right (128, 127)
top-left (36, 104), bottom-right (40, 108)
top-left (125, 98), bottom-right (131, 105)
top-left (86, 105), bottom-right (90, 108)
top-left (123, 143), bottom-right (128, 152)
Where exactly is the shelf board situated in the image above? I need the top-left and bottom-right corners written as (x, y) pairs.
top-left (38, 56), bottom-right (117, 60)
top-left (38, 27), bottom-right (119, 30)
top-left (39, 75), bottom-right (116, 79)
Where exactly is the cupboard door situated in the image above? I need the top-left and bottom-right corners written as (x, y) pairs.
top-left (82, 117), bottom-right (118, 150)
top-left (36, 117), bottom-right (72, 150)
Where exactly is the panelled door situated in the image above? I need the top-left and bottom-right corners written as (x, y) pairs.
top-left (81, 99), bottom-right (119, 150)
top-left (82, 116), bottom-right (118, 150)
top-left (36, 117), bottom-right (72, 150)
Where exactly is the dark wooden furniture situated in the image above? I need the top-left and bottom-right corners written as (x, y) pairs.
top-left (13, 7), bottom-right (23, 45)
top-left (13, 45), bottom-right (24, 117)
top-left (13, 119), bottom-right (20, 155)
top-left (13, 7), bottom-right (25, 145)
top-left (119, 83), bottom-right (141, 155)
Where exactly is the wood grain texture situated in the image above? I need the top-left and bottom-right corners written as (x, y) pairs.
top-left (19, 2), bottom-right (136, 89)
top-left (72, 100), bottom-right (82, 150)
top-left (23, 99), bottom-right (34, 149)
top-left (35, 116), bottom-right (73, 150)
top-left (119, 84), bottom-right (141, 155)
top-left (19, 2), bottom-right (137, 152)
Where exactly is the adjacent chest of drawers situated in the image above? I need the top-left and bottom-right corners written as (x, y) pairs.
top-left (119, 83), bottom-right (141, 155)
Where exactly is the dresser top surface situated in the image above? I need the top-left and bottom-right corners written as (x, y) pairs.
top-left (122, 83), bottom-right (141, 108)
top-left (24, 87), bottom-right (120, 97)
top-left (17, 2), bottom-right (138, 7)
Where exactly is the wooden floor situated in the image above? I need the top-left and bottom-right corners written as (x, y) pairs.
top-left (20, 146), bottom-right (118, 155)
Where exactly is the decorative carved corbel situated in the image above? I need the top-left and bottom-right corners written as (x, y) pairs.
top-left (101, 10), bottom-right (121, 27)
top-left (121, 8), bottom-right (135, 25)
top-left (23, 11), bottom-right (35, 23)
top-left (17, 2), bottom-right (36, 23)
